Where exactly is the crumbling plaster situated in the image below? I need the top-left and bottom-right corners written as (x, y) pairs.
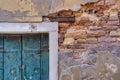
top-left (0, 0), bottom-right (120, 22)
top-left (0, 0), bottom-right (99, 17)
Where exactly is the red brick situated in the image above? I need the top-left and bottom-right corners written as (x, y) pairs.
top-left (74, 11), bottom-right (82, 17)
top-left (71, 26), bottom-right (87, 30)
top-left (63, 38), bottom-right (75, 45)
top-left (70, 21), bottom-right (81, 26)
top-left (98, 37), bottom-right (117, 42)
top-left (60, 30), bottom-right (66, 33)
top-left (109, 31), bottom-right (120, 37)
top-left (96, 11), bottom-right (104, 17)
top-left (74, 49), bottom-right (87, 53)
top-left (70, 45), bottom-right (85, 49)
top-left (87, 30), bottom-right (106, 37)
top-left (98, 21), bottom-right (107, 26)
top-left (86, 38), bottom-right (98, 44)
top-left (59, 38), bottom-right (64, 43)
top-left (107, 20), bottom-right (119, 26)
top-left (82, 44), bottom-right (98, 49)
top-left (59, 27), bottom-right (67, 31)
top-left (77, 39), bottom-right (86, 44)
top-left (89, 26), bottom-right (102, 31)
top-left (58, 10), bottom-right (73, 17)
top-left (74, 31), bottom-right (87, 39)
top-left (66, 29), bottom-right (87, 39)
top-left (100, 5), bottom-right (109, 10)
top-left (62, 45), bottom-right (85, 49)
top-left (59, 23), bottom-right (70, 28)
top-left (103, 25), bottom-right (118, 30)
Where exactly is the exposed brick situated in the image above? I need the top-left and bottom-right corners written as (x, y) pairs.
top-left (59, 31), bottom-right (65, 37)
top-left (59, 23), bottom-right (70, 28)
top-left (60, 45), bottom-right (85, 49)
top-left (99, 5), bottom-right (110, 11)
top-left (87, 30), bottom-right (106, 37)
top-left (86, 38), bottom-right (98, 44)
top-left (74, 49), bottom-right (87, 53)
top-left (80, 16), bottom-right (89, 22)
top-left (109, 11), bottom-right (118, 20)
top-left (109, 31), bottom-right (120, 37)
top-left (59, 31), bottom-right (66, 34)
top-left (89, 26), bottom-right (102, 31)
top-left (59, 34), bottom-right (65, 38)
top-left (74, 31), bottom-right (87, 39)
top-left (59, 27), bottom-right (67, 31)
top-left (103, 25), bottom-right (118, 30)
top-left (58, 10), bottom-right (73, 17)
top-left (77, 39), bottom-right (86, 44)
top-left (96, 11), bottom-right (104, 17)
top-left (84, 21), bottom-right (96, 26)
top-left (109, 16), bottom-right (119, 21)
top-left (74, 11), bottom-right (82, 17)
top-left (70, 21), bottom-right (81, 26)
top-left (70, 45), bottom-right (85, 49)
top-left (98, 21), bottom-right (107, 26)
top-left (66, 29), bottom-right (87, 39)
top-left (63, 38), bottom-right (75, 45)
top-left (117, 38), bottom-right (120, 42)
top-left (75, 17), bottom-right (81, 21)
top-left (82, 44), bottom-right (98, 49)
top-left (59, 38), bottom-right (64, 43)
top-left (107, 21), bottom-right (119, 26)
top-left (71, 26), bottom-right (87, 30)
top-left (98, 37), bottom-right (117, 42)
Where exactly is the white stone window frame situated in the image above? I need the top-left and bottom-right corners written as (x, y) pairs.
top-left (0, 22), bottom-right (58, 80)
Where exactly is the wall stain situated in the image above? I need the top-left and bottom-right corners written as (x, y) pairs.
top-left (0, 0), bottom-right (38, 16)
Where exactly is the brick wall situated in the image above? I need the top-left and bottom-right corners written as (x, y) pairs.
top-left (58, 1), bottom-right (120, 80)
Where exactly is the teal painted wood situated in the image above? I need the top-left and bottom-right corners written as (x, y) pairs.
top-left (4, 35), bottom-right (21, 80)
top-left (22, 34), bottom-right (41, 80)
top-left (0, 34), bottom-right (49, 80)
top-left (40, 33), bottom-right (49, 80)
top-left (0, 36), bottom-right (3, 80)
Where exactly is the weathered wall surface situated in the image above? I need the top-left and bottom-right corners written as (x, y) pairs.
top-left (58, 0), bottom-right (120, 80)
top-left (1, 0), bottom-right (120, 80)
top-left (1, 0), bottom-right (120, 22)
top-left (0, 0), bottom-right (100, 22)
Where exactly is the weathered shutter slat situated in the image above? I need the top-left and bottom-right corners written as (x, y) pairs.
top-left (40, 33), bottom-right (49, 80)
top-left (0, 34), bottom-right (49, 80)
top-left (4, 36), bottom-right (21, 80)
top-left (0, 36), bottom-right (3, 80)
top-left (22, 34), bottom-right (41, 80)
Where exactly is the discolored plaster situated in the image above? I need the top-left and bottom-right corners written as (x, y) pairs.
top-left (50, 0), bottom-right (99, 13)
top-left (0, 0), bottom-right (99, 18)
top-left (0, 0), bottom-right (39, 16)
top-left (0, 0), bottom-right (120, 22)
